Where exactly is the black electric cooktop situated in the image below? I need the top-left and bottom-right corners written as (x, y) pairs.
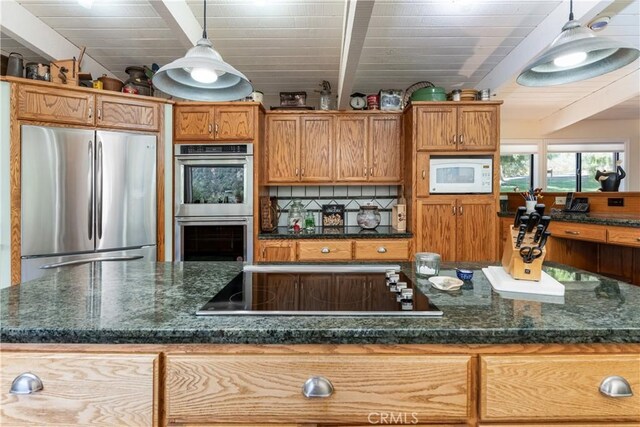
top-left (196, 265), bottom-right (442, 316)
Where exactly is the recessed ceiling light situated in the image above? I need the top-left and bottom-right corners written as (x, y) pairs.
top-left (588, 16), bottom-right (610, 31)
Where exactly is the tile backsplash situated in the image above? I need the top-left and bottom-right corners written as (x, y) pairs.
top-left (269, 186), bottom-right (399, 228)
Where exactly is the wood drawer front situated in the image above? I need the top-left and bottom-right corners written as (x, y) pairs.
top-left (608, 227), bottom-right (640, 248)
top-left (481, 354), bottom-right (640, 422)
top-left (1, 352), bottom-right (158, 426)
top-left (548, 222), bottom-right (607, 243)
top-left (297, 240), bottom-right (352, 260)
top-left (96, 95), bottom-right (159, 131)
top-left (166, 354), bottom-right (471, 424)
top-left (354, 239), bottom-right (410, 260)
top-left (18, 85), bottom-right (94, 125)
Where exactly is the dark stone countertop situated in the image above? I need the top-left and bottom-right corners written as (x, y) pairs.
top-left (2, 261), bottom-right (639, 345)
top-left (498, 211), bottom-right (640, 228)
top-left (259, 226), bottom-right (412, 239)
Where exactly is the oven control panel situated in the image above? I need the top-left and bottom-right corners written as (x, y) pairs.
top-left (179, 144), bottom-right (250, 155)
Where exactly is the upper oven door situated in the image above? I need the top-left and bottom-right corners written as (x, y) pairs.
top-left (175, 156), bottom-right (254, 217)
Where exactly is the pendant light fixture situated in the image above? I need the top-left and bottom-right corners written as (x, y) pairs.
top-left (517, 0), bottom-right (639, 87)
top-left (152, 0), bottom-right (253, 101)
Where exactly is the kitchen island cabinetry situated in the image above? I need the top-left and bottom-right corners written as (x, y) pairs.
top-left (415, 104), bottom-right (497, 151)
top-left (335, 114), bottom-right (401, 183)
top-left (173, 103), bottom-right (255, 141)
top-left (0, 351), bottom-right (159, 426)
top-left (265, 115), bottom-right (333, 183)
top-left (417, 197), bottom-right (496, 262)
top-left (258, 240), bottom-right (296, 261)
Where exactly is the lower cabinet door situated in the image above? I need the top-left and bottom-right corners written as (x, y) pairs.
top-left (481, 354), bottom-right (640, 423)
top-left (166, 354), bottom-right (472, 424)
top-left (1, 352), bottom-right (159, 426)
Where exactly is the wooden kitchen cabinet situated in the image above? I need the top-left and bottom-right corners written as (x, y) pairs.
top-left (480, 354), bottom-right (640, 423)
top-left (174, 104), bottom-right (254, 141)
top-left (265, 115), bottom-right (333, 183)
top-left (416, 104), bottom-right (497, 151)
top-left (96, 94), bottom-right (159, 131)
top-left (257, 240), bottom-right (296, 261)
top-left (0, 351), bottom-right (159, 426)
top-left (335, 114), bottom-right (402, 183)
top-left (353, 239), bottom-right (410, 261)
top-left (17, 84), bottom-right (95, 126)
top-left (297, 240), bottom-right (352, 261)
top-left (165, 353), bottom-right (472, 425)
top-left (417, 197), bottom-right (497, 262)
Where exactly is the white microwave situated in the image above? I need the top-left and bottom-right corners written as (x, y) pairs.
top-left (429, 156), bottom-right (493, 194)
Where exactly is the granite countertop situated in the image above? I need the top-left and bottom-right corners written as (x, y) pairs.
top-left (2, 261), bottom-right (639, 345)
top-left (498, 211), bottom-right (640, 228)
top-left (259, 226), bottom-right (412, 239)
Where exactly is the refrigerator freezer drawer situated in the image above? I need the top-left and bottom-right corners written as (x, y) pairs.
top-left (21, 246), bottom-right (156, 283)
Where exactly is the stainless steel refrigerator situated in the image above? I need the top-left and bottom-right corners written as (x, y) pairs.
top-left (20, 125), bottom-right (157, 281)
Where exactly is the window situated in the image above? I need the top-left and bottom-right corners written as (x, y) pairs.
top-left (501, 140), bottom-right (626, 193)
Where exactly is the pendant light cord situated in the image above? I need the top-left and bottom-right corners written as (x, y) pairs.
top-left (202, 0), bottom-right (208, 39)
top-left (569, 0), bottom-right (574, 21)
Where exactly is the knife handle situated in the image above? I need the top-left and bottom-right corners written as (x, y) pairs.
top-left (538, 231), bottom-right (551, 250)
top-left (533, 224), bottom-right (544, 243)
top-left (535, 203), bottom-right (545, 216)
top-left (514, 206), bottom-right (527, 227)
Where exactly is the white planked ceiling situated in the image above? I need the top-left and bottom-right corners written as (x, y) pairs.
top-left (3, 0), bottom-right (639, 128)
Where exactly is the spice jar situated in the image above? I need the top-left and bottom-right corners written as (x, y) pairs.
top-left (451, 89), bottom-right (461, 101)
top-left (357, 204), bottom-right (381, 229)
top-left (415, 252), bottom-right (441, 276)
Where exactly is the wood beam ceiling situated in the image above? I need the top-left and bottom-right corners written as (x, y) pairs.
top-left (148, 0), bottom-right (202, 50)
top-left (337, 0), bottom-right (375, 110)
top-left (0, 0), bottom-right (112, 78)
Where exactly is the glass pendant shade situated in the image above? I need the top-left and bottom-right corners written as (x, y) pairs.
top-left (517, 19), bottom-right (640, 86)
top-left (152, 25), bottom-right (253, 100)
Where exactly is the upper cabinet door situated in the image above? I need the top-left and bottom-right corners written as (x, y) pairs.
top-left (174, 106), bottom-right (213, 141)
top-left (416, 106), bottom-right (456, 151)
top-left (214, 106), bottom-right (254, 141)
top-left (457, 106), bottom-right (497, 151)
top-left (300, 116), bottom-right (333, 182)
top-left (369, 115), bottom-right (401, 182)
top-left (335, 116), bottom-right (367, 182)
top-left (266, 116), bottom-right (299, 183)
top-left (17, 85), bottom-right (95, 126)
top-left (96, 95), bottom-right (159, 132)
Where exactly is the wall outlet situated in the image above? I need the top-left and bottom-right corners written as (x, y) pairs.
top-left (555, 196), bottom-right (567, 205)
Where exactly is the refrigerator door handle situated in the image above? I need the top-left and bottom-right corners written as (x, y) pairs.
top-left (40, 255), bottom-right (144, 269)
top-left (97, 139), bottom-right (103, 239)
top-left (88, 141), bottom-right (93, 241)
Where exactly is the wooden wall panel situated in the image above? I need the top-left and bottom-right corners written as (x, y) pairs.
top-left (9, 83), bottom-right (20, 285)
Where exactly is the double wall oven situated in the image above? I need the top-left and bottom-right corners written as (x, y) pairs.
top-left (175, 144), bottom-right (253, 262)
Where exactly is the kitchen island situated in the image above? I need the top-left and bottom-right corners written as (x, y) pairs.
top-left (2, 261), bottom-right (639, 426)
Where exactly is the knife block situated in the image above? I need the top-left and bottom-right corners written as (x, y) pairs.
top-left (501, 225), bottom-right (546, 281)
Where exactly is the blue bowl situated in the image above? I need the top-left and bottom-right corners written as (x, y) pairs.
top-left (456, 268), bottom-right (474, 281)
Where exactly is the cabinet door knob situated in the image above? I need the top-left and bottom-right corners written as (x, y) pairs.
top-left (208, 123), bottom-right (213, 133)
top-left (452, 206), bottom-right (456, 216)
top-left (363, 167), bottom-right (367, 177)
top-left (215, 123), bottom-right (219, 135)
top-left (370, 167), bottom-right (373, 176)
top-left (599, 375), bottom-right (633, 398)
top-left (97, 108), bottom-right (102, 120)
top-left (302, 376), bottom-right (334, 398)
top-left (422, 170), bottom-right (426, 179)
top-left (459, 134), bottom-right (464, 144)
top-left (301, 168), bottom-right (305, 177)
top-left (565, 230), bottom-right (580, 235)
top-left (10, 372), bottom-right (44, 395)
top-left (320, 247), bottom-right (330, 253)
top-left (377, 247), bottom-right (387, 253)
top-left (88, 106), bottom-right (93, 119)
top-left (458, 205), bottom-right (463, 215)
top-left (452, 135), bottom-right (457, 144)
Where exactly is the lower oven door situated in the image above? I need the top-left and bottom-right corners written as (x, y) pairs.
top-left (175, 217), bottom-right (254, 263)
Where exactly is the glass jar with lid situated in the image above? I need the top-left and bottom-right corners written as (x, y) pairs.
top-left (357, 204), bottom-right (381, 229)
top-left (287, 199), bottom-right (305, 232)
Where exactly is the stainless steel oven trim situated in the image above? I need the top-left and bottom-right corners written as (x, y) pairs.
top-left (175, 216), bottom-right (254, 263)
top-left (174, 147), bottom-right (254, 218)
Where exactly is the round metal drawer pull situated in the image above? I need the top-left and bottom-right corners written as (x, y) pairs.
top-left (599, 375), bottom-right (633, 398)
top-left (321, 247), bottom-right (331, 254)
top-left (377, 247), bottom-right (387, 253)
top-left (302, 376), bottom-right (334, 398)
top-left (10, 373), bottom-right (44, 395)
